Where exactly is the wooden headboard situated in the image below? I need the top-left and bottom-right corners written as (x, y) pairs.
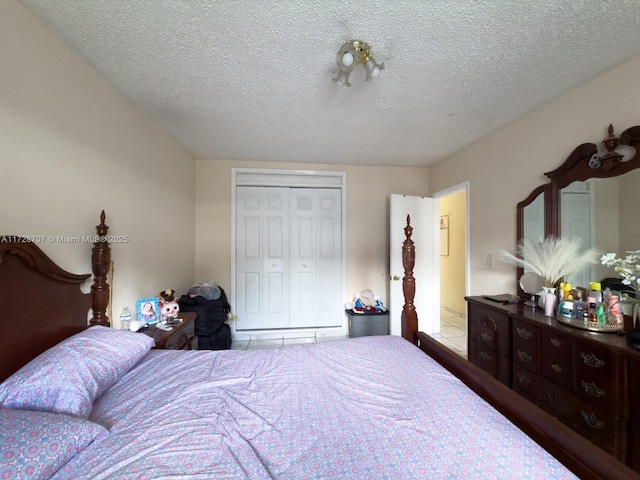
top-left (0, 211), bottom-right (111, 382)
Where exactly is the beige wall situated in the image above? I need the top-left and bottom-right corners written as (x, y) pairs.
top-left (195, 160), bottom-right (429, 308)
top-left (440, 190), bottom-right (466, 314)
top-left (1, 0), bottom-right (196, 327)
top-left (9, 0), bottom-right (640, 328)
top-left (429, 54), bottom-right (640, 297)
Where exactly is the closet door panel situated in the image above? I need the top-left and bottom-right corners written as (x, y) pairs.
top-left (315, 190), bottom-right (342, 326)
top-left (236, 186), bottom-right (290, 330)
top-left (290, 188), bottom-right (342, 328)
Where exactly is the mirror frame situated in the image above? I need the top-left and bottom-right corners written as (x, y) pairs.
top-left (516, 125), bottom-right (640, 295)
top-left (516, 184), bottom-right (550, 296)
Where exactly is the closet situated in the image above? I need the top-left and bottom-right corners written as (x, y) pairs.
top-left (235, 178), bottom-right (343, 331)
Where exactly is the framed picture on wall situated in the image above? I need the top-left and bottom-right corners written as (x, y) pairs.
top-left (440, 215), bottom-right (449, 256)
top-left (136, 297), bottom-right (160, 325)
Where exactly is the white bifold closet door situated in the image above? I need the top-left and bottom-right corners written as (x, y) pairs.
top-left (236, 186), bottom-right (342, 330)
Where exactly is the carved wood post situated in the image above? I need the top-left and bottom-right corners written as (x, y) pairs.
top-left (90, 211), bottom-right (111, 327)
top-left (401, 215), bottom-right (418, 345)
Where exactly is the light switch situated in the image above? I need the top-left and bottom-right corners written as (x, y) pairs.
top-left (486, 254), bottom-right (493, 267)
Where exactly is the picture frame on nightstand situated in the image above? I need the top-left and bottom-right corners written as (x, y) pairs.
top-left (136, 297), bottom-right (160, 325)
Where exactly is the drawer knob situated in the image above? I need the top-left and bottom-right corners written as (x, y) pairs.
top-left (479, 351), bottom-right (492, 362)
top-left (550, 338), bottom-right (562, 347)
top-left (551, 363), bottom-right (562, 373)
top-left (580, 352), bottom-right (605, 368)
top-left (517, 372), bottom-right (532, 386)
top-left (581, 410), bottom-right (605, 429)
top-left (516, 327), bottom-right (532, 339)
top-left (517, 350), bottom-right (533, 363)
top-left (581, 380), bottom-right (605, 398)
top-left (480, 332), bottom-right (493, 343)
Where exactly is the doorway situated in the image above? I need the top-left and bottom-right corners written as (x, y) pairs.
top-left (432, 183), bottom-right (469, 359)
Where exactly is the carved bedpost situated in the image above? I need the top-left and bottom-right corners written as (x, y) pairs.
top-left (90, 211), bottom-right (111, 327)
top-left (401, 215), bottom-right (418, 345)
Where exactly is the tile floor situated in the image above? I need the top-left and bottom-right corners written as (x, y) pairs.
top-left (430, 307), bottom-right (468, 360)
top-left (230, 306), bottom-right (468, 360)
top-left (231, 333), bottom-right (348, 350)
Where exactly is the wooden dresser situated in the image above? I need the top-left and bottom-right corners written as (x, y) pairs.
top-left (144, 312), bottom-right (198, 350)
top-left (467, 296), bottom-right (640, 470)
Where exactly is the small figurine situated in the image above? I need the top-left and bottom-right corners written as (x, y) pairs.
top-left (158, 289), bottom-right (181, 323)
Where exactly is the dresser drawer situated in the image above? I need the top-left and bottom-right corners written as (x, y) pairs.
top-left (569, 396), bottom-right (625, 460)
top-left (478, 320), bottom-right (498, 350)
top-left (165, 322), bottom-right (196, 350)
top-left (477, 345), bottom-right (497, 378)
top-left (468, 304), bottom-right (510, 354)
top-left (538, 374), bottom-right (622, 451)
top-left (512, 320), bottom-right (539, 373)
top-left (573, 341), bottom-right (620, 412)
top-left (513, 363), bottom-right (540, 398)
top-left (538, 376), bottom-right (575, 419)
top-left (540, 330), bottom-right (572, 389)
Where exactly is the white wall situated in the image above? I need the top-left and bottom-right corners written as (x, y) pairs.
top-left (1, 0), bottom-right (196, 327)
top-left (429, 54), bottom-right (640, 296)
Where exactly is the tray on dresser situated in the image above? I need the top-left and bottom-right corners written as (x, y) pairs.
top-left (556, 314), bottom-right (624, 333)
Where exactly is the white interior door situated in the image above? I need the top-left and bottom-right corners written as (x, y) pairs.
top-left (289, 188), bottom-right (342, 328)
top-left (236, 186), bottom-right (342, 330)
top-left (389, 194), bottom-right (439, 336)
top-left (236, 186), bottom-right (290, 330)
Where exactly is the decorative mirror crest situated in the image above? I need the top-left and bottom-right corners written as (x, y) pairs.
top-left (588, 124), bottom-right (636, 171)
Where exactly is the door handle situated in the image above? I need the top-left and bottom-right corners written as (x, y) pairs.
top-left (392, 275), bottom-right (400, 281)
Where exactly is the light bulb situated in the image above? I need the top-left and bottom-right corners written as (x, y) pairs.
top-left (342, 51), bottom-right (354, 67)
top-left (371, 67), bottom-right (380, 78)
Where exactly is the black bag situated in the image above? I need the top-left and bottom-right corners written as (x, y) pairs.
top-left (179, 289), bottom-right (232, 350)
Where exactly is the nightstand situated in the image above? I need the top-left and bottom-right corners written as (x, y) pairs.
top-left (144, 312), bottom-right (198, 350)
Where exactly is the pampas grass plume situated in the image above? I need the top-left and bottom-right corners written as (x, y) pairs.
top-left (500, 236), bottom-right (599, 288)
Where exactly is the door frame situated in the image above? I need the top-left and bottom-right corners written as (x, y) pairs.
top-left (231, 168), bottom-right (347, 340)
top-left (432, 181), bottom-right (471, 330)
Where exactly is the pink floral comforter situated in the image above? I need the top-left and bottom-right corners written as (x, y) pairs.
top-left (54, 336), bottom-right (576, 479)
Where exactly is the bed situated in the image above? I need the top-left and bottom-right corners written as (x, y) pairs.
top-left (0, 213), bottom-right (636, 479)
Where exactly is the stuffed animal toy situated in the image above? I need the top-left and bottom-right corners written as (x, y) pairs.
top-left (158, 289), bottom-right (180, 323)
top-left (349, 289), bottom-right (380, 314)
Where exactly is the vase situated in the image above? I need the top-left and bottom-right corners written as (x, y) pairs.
top-left (543, 287), bottom-right (557, 317)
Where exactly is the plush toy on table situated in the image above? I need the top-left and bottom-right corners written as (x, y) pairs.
top-left (351, 289), bottom-right (380, 314)
top-left (158, 289), bottom-right (181, 324)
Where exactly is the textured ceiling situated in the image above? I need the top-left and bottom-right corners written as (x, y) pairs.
top-left (18, 0), bottom-right (640, 167)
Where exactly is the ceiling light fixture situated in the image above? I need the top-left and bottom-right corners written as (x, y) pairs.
top-left (589, 124), bottom-right (636, 171)
top-left (333, 40), bottom-right (384, 87)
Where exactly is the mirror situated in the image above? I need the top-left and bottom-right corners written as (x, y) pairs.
top-left (516, 125), bottom-right (640, 294)
top-left (519, 272), bottom-right (544, 308)
top-left (560, 169), bottom-right (640, 288)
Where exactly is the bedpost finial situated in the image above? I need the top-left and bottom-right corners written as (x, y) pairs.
top-left (96, 211), bottom-right (109, 237)
top-left (404, 215), bottom-right (413, 239)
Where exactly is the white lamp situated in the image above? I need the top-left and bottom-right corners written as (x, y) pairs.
top-left (333, 40), bottom-right (384, 87)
